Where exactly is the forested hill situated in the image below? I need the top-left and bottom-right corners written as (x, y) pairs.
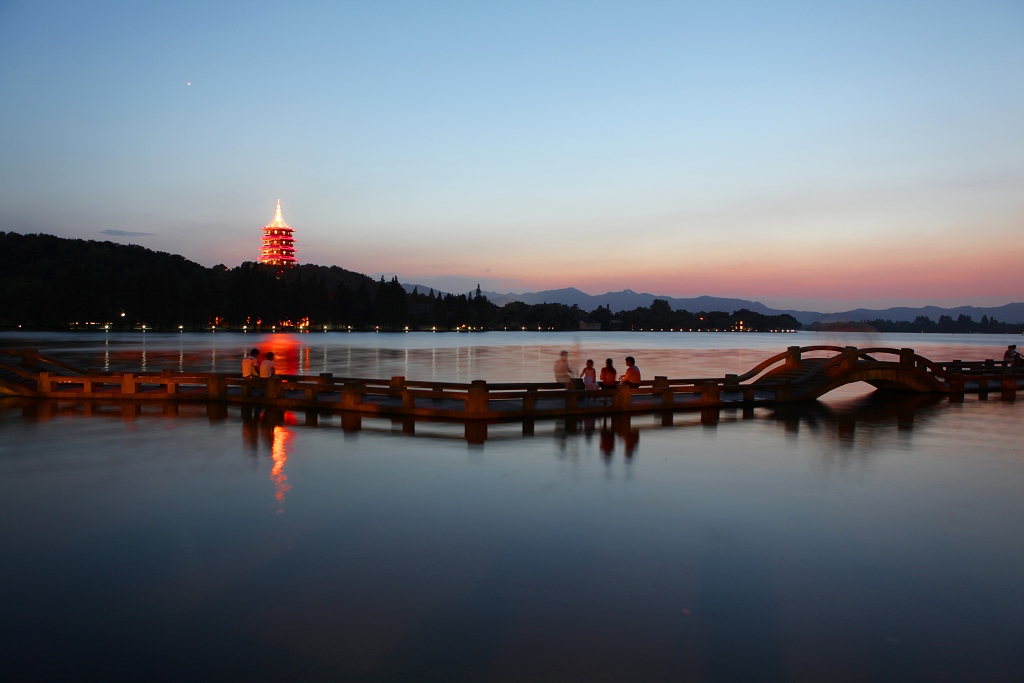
top-left (0, 232), bottom-right (802, 332)
top-left (0, 232), bottom-right (374, 329)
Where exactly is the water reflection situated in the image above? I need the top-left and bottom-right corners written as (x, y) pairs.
top-left (6, 385), bottom-right (1002, 459)
top-left (270, 425), bottom-right (292, 511)
top-left (3, 390), bottom-right (1023, 681)
top-left (241, 406), bottom-right (293, 511)
top-left (769, 391), bottom-right (946, 440)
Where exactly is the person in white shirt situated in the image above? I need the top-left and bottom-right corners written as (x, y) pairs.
top-left (259, 352), bottom-right (276, 378)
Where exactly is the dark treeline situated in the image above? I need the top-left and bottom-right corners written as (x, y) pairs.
top-left (1, 232), bottom-right (801, 332)
top-left (588, 299), bottom-right (801, 332)
top-left (808, 315), bottom-right (1024, 334)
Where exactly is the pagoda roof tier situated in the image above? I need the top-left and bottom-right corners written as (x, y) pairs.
top-left (264, 199), bottom-right (291, 229)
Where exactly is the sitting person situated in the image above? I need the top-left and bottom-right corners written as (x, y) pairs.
top-left (620, 356), bottom-right (641, 388)
top-left (1004, 345), bottom-right (1022, 367)
top-left (553, 350), bottom-right (574, 388)
top-left (241, 348), bottom-right (260, 378)
top-left (600, 358), bottom-right (617, 389)
top-left (259, 351), bottom-right (276, 378)
top-left (581, 359), bottom-right (598, 390)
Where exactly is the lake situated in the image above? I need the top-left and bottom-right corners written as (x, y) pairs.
top-left (1, 331), bottom-right (1022, 681)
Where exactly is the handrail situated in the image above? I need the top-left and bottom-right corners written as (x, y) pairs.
top-left (10, 346), bottom-right (1024, 419)
top-left (0, 349), bottom-right (87, 376)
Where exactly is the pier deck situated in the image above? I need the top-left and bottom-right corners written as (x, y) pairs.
top-left (2, 346), bottom-right (1021, 423)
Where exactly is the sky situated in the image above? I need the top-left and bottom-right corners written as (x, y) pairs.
top-left (0, 0), bottom-right (1021, 312)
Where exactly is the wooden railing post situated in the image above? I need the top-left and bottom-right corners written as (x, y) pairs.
top-left (702, 381), bottom-right (721, 405)
top-left (36, 371), bottom-right (50, 395)
top-left (654, 376), bottom-right (672, 407)
top-left (121, 373), bottom-right (136, 396)
top-left (786, 346), bottom-right (801, 366)
top-left (162, 369), bottom-right (177, 395)
top-left (341, 382), bottom-right (362, 409)
top-left (613, 384), bottom-right (632, 409)
top-left (900, 348), bottom-right (915, 367)
top-left (842, 346), bottom-right (858, 370)
top-left (265, 378), bottom-right (281, 400)
top-left (319, 372), bottom-right (334, 385)
top-left (390, 376), bottom-right (414, 409)
top-left (207, 376), bottom-right (225, 398)
top-left (523, 387), bottom-right (537, 412)
top-left (467, 380), bottom-right (488, 415)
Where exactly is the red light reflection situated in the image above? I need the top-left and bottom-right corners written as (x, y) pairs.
top-left (270, 425), bottom-right (292, 511)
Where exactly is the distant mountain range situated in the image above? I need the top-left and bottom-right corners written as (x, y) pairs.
top-left (403, 285), bottom-right (1024, 325)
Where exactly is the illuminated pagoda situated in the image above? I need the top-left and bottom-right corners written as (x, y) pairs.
top-left (259, 199), bottom-right (297, 267)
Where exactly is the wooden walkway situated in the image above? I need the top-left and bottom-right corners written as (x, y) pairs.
top-left (2, 346), bottom-right (1021, 424)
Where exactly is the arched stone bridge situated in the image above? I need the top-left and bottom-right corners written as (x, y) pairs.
top-left (741, 345), bottom-right (1019, 401)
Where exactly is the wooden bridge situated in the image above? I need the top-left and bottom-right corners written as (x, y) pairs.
top-left (1, 346), bottom-right (1021, 425)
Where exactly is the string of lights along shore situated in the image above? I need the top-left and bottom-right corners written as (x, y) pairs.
top-left (258, 199), bottom-right (296, 267)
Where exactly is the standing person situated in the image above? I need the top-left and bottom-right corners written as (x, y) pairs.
top-left (553, 350), bottom-right (574, 388)
top-left (600, 358), bottom-right (617, 389)
top-left (241, 348), bottom-right (260, 378)
top-left (620, 356), bottom-right (641, 387)
top-left (581, 359), bottom-right (598, 391)
top-left (259, 351), bottom-right (276, 378)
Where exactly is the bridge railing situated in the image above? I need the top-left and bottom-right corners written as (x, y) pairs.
top-left (30, 364), bottom-right (786, 415)
top-left (19, 345), bottom-right (1024, 412)
top-left (0, 348), bottom-right (86, 376)
top-left (725, 345), bottom-right (850, 386)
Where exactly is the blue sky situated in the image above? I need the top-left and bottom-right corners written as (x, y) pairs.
top-left (1, 0), bottom-right (1021, 310)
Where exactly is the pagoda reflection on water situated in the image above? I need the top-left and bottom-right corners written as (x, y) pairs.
top-left (259, 199), bottom-right (296, 267)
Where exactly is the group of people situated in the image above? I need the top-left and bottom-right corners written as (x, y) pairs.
top-left (241, 348), bottom-right (276, 378)
top-left (554, 351), bottom-right (641, 390)
top-left (1003, 344), bottom-right (1023, 367)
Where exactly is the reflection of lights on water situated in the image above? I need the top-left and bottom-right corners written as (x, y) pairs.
top-left (270, 425), bottom-right (292, 512)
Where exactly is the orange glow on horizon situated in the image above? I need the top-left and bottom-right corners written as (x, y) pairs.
top-left (369, 237), bottom-right (1024, 309)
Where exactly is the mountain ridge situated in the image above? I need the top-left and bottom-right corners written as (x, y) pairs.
top-left (471, 287), bottom-right (1024, 325)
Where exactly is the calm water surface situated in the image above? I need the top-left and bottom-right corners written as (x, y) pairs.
top-left (1, 332), bottom-right (1023, 681)
top-left (2, 330), bottom-right (1020, 381)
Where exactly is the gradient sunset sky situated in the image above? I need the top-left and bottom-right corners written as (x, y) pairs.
top-left (1, 1), bottom-right (1021, 311)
